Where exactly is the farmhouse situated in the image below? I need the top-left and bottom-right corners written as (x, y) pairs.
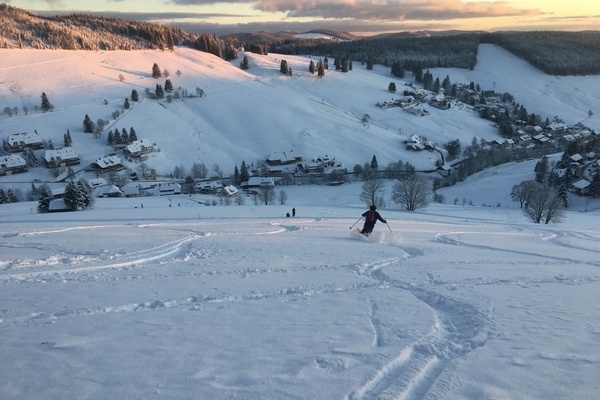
top-left (153, 182), bottom-right (181, 196)
top-left (0, 154), bottom-right (28, 176)
top-left (90, 155), bottom-right (124, 173)
top-left (123, 139), bottom-right (154, 158)
top-left (93, 185), bottom-right (123, 198)
top-left (243, 177), bottom-right (275, 189)
top-left (44, 148), bottom-right (80, 168)
top-left (267, 151), bottom-right (301, 166)
top-left (220, 185), bottom-right (239, 197)
top-left (3, 132), bottom-right (44, 153)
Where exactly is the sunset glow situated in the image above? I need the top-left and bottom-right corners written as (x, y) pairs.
top-left (5, 0), bottom-right (600, 35)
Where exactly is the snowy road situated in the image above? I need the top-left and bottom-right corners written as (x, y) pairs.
top-left (1, 204), bottom-right (599, 399)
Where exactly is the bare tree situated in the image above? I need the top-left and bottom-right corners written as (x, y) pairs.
top-left (260, 188), bottom-right (276, 205)
top-left (523, 182), bottom-right (565, 224)
top-left (359, 179), bottom-right (385, 207)
top-left (279, 190), bottom-right (288, 205)
top-left (391, 173), bottom-right (430, 211)
top-left (511, 180), bottom-right (538, 209)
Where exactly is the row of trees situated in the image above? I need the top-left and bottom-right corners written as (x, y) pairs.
top-left (37, 180), bottom-right (94, 213)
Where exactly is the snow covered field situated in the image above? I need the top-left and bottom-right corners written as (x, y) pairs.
top-left (1, 187), bottom-right (599, 400)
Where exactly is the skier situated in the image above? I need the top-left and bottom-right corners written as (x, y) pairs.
top-left (292, 207), bottom-right (296, 217)
top-left (360, 205), bottom-right (386, 236)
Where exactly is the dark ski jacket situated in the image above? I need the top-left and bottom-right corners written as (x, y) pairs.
top-left (362, 210), bottom-right (386, 228)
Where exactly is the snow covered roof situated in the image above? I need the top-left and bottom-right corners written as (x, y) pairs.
top-left (267, 151), bottom-right (299, 164)
top-left (0, 154), bottom-right (27, 168)
top-left (93, 155), bottom-right (122, 169)
top-left (44, 147), bottom-right (79, 162)
top-left (125, 139), bottom-right (153, 154)
top-left (5, 131), bottom-right (42, 146)
top-left (573, 179), bottom-right (590, 189)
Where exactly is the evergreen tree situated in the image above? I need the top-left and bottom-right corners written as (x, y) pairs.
top-left (77, 180), bottom-right (93, 209)
top-left (240, 56), bottom-right (250, 70)
top-left (317, 61), bottom-right (325, 77)
top-left (124, 97), bottom-right (130, 109)
top-left (38, 186), bottom-right (52, 213)
top-left (40, 92), bottom-right (52, 112)
top-left (0, 189), bottom-right (7, 204)
top-left (388, 82), bottom-right (396, 92)
top-left (129, 127), bottom-right (137, 142)
top-left (308, 60), bottom-right (315, 74)
top-left (534, 156), bottom-right (549, 183)
top-left (370, 155), bottom-right (378, 170)
top-left (589, 173), bottom-right (600, 198)
top-left (131, 89), bottom-right (139, 102)
top-left (240, 161), bottom-right (250, 183)
top-left (121, 128), bottom-right (130, 144)
top-left (164, 79), bottom-right (173, 93)
top-left (64, 181), bottom-right (79, 211)
top-left (155, 84), bottom-right (164, 99)
top-left (107, 130), bottom-right (115, 146)
top-left (234, 165), bottom-right (241, 185)
top-left (83, 114), bottom-right (95, 133)
top-left (280, 60), bottom-right (289, 75)
top-left (152, 63), bottom-right (162, 78)
top-left (113, 129), bottom-right (122, 144)
top-left (366, 54), bottom-right (374, 70)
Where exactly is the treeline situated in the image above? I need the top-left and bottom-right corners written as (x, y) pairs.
top-left (481, 31), bottom-right (600, 75)
top-left (272, 34), bottom-right (480, 70)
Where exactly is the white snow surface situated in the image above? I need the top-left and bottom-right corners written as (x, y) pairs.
top-left (1, 44), bottom-right (600, 399)
top-left (1, 189), bottom-right (599, 400)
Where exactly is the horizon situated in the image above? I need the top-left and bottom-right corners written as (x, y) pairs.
top-left (4, 0), bottom-right (600, 36)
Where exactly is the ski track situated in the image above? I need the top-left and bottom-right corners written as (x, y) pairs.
top-left (2, 219), bottom-right (598, 399)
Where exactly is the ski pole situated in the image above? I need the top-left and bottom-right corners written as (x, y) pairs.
top-left (349, 217), bottom-right (363, 229)
top-left (386, 222), bottom-right (393, 234)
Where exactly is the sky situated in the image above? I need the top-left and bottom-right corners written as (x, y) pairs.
top-left (5, 0), bottom-right (600, 36)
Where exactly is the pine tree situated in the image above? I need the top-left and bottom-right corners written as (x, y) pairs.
top-left (40, 92), bottom-right (52, 112)
top-left (388, 82), bottom-right (396, 92)
top-left (234, 165), bottom-right (241, 185)
top-left (77, 180), bottom-right (93, 209)
top-left (64, 181), bottom-right (78, 211)
top-left (124, 97), bottom-right (130, 109)
top-left (240, 161), bottom-right (250, 183)
top-left (152, 63), bottom-right (162, 78)
top-left (129, 127), bottom-right (137, 142)
top-left (83, 114), bottom-right (95, 133)
top-left (308, 60), bottom-right (315, 74)
top-left (0, 189), bottom-right (8, 204)
top-left (366, 54), bottom-right (374, 70)
top-left (280, 60), bottom-right (289, 75)
top-left (240, 56), bottom-right (250, 70)
top-left (155, 84), bottom-right (164, 99)
top-left (38, 186), bottom-right (52, 213)
top-left (131, 89), bottom-right (139, 102)
top-left (107, 130), bottom-right (115, 146)
top-left (370, 155), bottom-right (378, 170)
top-left (164, 79), bottom-right (173, 93)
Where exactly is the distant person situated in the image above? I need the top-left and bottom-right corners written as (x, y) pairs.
top-left (292, 207), bottom-right (296, 217)
top-left (286, 212), bottom-right (290, 217)
top-left (360, 205), bottom-right (386, 236)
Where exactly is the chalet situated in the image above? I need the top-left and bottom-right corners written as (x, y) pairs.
top-left (48, 199), bottom-right (73, 213)
top-left (547, 122), bottom-right (568, 133)
top-left (518, 134), bottom-right (532, 145)
top-left (44, 148), bottom-right (80, 168)
top-left (243, 177), bottom-right (275, 189)
top-left (90, 155), bottom-right (124, 173)
top-left (0, 154), bottom-right (28, 176)
top-left (123, 139), bottom-right (154, 158)
top-left (94, 185), bottom-right (123, 198)
top-left (153, 182), bottom-right (181, 196)
top-left (195, 180), bottom-right (220, 194)
top-left (533, 134), bottom-right (550, 145)
top-left (267, 151), bottom-right (301, 166)
top-left (220, 185), bottom-right (239, 197)
top-left (3, 132), bottom-right (43, 153)
top-left (572, 179), bottom-right (591, 196)
top-left (569, 154), bottom-right (584, 165)
top-left (88, 178), bottom-right (108, 188)
top-left (491, 138), bottom-right (515, 148)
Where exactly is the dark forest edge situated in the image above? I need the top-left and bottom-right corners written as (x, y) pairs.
top-left (1, 3), bottom-right (599, 76)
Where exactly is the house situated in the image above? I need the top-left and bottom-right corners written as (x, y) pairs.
top-left (123, 139), bottom-right (154, 158)
top-left (90, 155), bottom-right (124, 173)
top-left (243, 177), bottom-right (275, 189)
top-left (153, 182), bottom-right (181, 196)
top-left (0, 154), bottom-right (28, 176)
top-left (88, 178), bottom-right (108, 188)
top-left (266, 151), bottom-right (301, 166)
top-left (47, 199), bottom-right (73, 213)
top-left (532, 134), bottom-right (550, 145)
top-left (44, 148), bottom-right (80, 168)
top-left (3, 132), bottom-right (44, 152)
top-left (93, 185), bottom-right (123, 198)
top-left (572, 179), bottom-right (591, 196)
top-left (220, 185), bottom-right (238, 197)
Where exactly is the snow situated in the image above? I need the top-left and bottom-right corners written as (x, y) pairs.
top-left (1, 43), bottom-right (600, 399)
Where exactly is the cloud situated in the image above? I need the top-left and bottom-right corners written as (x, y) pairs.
top-left (170, 0), bottom-right (541, 21)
